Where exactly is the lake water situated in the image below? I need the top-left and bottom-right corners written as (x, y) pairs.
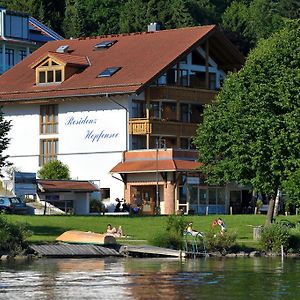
top-left (1, 257), bottom-right (300, 299)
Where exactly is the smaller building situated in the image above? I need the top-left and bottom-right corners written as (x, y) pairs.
top-left (0, 6), bottom-right (63, 74)
top-left (111, 149), bottom-right (252, 215)
top-left (37, 179), bottom-right (99, 215)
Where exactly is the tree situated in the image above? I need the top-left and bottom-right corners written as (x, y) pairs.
top-left (37, 160), bottom-right (71, 180)
top-left (222, 0), bottom-right (300, 50)
top-left (194, 20), bottom-right (300, 224)
top-left (0, 110), bottom-right (11, 176)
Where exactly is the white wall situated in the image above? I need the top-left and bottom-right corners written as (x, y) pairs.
top-left (3, 104), bottom-right (40, 172)
top-left (2, 96), bottom-right (129, 201)
top-left (74, 192), bottom-right (89, 215)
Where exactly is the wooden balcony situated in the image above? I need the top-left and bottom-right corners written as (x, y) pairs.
top-left (129, 118), bottom-right (198, 137)
top-left (148, 86), bottom-right (217, 104)
top-left (129, 118), bottom-right (152, 135)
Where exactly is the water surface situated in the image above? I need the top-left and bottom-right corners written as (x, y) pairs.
top-left (1, 257), bottom-right (300, 299)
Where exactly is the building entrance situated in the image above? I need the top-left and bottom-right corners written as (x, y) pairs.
top-left (131, 185), bottom-right (156, 215)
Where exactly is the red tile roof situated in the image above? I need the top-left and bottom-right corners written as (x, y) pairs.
top-left (110, 159), bottom-right (202, 173)
top-left (37, 180), bottom-right (99, 192)
top-left (31, 52), bottom-right (90, 68)
top-left (0, 25), bottom-right (244, 102)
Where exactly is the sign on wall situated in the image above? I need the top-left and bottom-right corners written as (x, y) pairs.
top-left (59, 110), bottom-right (126, 153)
top-left (13, 172), bottom-right (37, 196)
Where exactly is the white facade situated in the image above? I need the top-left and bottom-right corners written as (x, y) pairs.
top-left (3, 96), bottom-right (129, 201)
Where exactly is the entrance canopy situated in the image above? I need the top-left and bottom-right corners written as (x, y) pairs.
top-left (110, 149), bottom-right (202, 174)
top-left (111, 159), bottom-right (202, 174)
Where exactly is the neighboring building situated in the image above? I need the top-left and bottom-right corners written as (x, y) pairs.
top-left (0, 24), bottom-right (249, 215)
top-left (37, 179), bottom-right (99, 215)
top-left (0, 6), bottom-right (63, 74)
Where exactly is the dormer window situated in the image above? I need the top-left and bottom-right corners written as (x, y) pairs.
top-left (36, 58), bottom-right (64, 85)
top-left (31, 52), bottom-right (89, 86)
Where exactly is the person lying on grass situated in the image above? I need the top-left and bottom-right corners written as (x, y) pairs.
top-left (105, 223), bottom-right (125, 238)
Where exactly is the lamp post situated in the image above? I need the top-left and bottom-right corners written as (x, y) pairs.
top-left (156, 138), bottom-right (159, 214)
top-left (155, 138), bottom-right (166, 215)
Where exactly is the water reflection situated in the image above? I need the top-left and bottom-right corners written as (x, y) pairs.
top-left (0, 257), bottom-right (300, 299)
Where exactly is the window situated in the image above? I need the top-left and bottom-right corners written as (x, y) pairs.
top-left (19, 49), bottom-right (27, 61)
top-left (190, 104), bottom-right (203, 123)
top-left (150, 102), bottom-right (160, 119)
top-left (132, 100), bottom-right (145, 118)
top-left (36, 58), bottom-right (64, 84)
top-left (98, 67), bottom-right (121, 77)
top-left (40, 105), bottom-right (58, 134)
top-left (180, 104), bottom-right (189, 122)
top-left (161, 102), bottom-right (177, 121)
top-left (40, 139), bottom-right (58, 165)
top-left (132, 136), bottom-right (146, 150)
top-left (180, 137), bottom-right (196, 150)
top-left (192, 50), bottom-right (206, 65)
top-left (166, 69), bottom-right (176, 85)
top-left (94, 40), bottom-right (117, 49)
top-left (5, 49), bottom-right (14, 67)
top-left (180, 104), bottom-right (203, 124)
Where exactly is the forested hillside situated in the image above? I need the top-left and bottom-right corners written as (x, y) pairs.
top-left (0, 0), bottom-right (299, 54)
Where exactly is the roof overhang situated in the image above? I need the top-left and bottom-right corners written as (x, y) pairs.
top-left (110, 159), bottom-right (203, 174)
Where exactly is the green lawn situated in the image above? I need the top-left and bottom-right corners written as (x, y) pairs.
top-left (6, 214), bottom-right (300, 249)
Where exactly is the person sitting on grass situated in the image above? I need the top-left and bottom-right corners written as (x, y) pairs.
top-left (106, 224), bottom-right (124, 238)
top-left (211, 218), bottom-right (226, 235)
top-left (185, 222), bottom-right (203, 237)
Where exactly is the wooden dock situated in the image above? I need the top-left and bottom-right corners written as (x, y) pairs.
top-left (30, 244), bottom-right (121, 258)
top-left (30, 244), bottom-right (184, 258)
top-left (123, 245), bottom-right (185, 258)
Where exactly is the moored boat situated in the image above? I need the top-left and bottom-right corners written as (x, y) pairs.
top-left (56, 230), bottom-right (116, 245)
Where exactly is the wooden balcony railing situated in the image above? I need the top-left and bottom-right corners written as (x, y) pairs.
top-left (129, 118), bottom-right (198, 136)
top-left (129, 118), bottom-right (152, 135)
top-left (148, 86), bottom-right (217, 103)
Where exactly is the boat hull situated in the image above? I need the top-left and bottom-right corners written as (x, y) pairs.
top-left (56, 230), bottom-right (116, 245)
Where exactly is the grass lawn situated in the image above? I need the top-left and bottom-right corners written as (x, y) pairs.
top-left (5, 214), bottom-right (300, 249)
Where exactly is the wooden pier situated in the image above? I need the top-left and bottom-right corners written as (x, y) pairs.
top-left (124, 245), bottom-right (185, 258)
top-left (30, 244), bottom-right (122, 258)
top-left (30, 244), bottom-right (184, 258)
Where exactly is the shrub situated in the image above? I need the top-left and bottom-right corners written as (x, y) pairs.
top-left (288, 224), bottom-right (300, 253)
top-left (38, 160), bottom-right (70, 180)
top-left (260, 223), bottom-right (290, 253)
top-left (0, 214), bottom-right (32, 255)
top-left (150, 215), bottom-right (188, 250)
top-left (204, 230), bottom-right (237, 254)
top-left (90, 199), bottom-right (104, 213)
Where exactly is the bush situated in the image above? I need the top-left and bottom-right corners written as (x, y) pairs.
top-left (90, 199), bottom-right (104, 213)
top-left (38, 160), bottom-right (70, 180)
top-left (204, 230), bottom-right (237, 254)
top-left (288, 223), bottom-right (300, 253)
top-left (0, 214), bottom-right (32, 255)
top-left (150, 215), bottom-right (188, 250)
top-left (260, 223), bottom-right (290, 253)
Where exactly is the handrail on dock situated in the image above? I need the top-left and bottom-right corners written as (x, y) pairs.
top-left (183, 231), bottom-right (207, 258)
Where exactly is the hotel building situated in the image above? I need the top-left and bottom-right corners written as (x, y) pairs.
top-left (0, 24), bottom-right (251, 214)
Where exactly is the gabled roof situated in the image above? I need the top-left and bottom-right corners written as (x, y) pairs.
top-left (0, 25), bottom-right (244, 102)
top-left (31, 52), bottom-right (90, 68)
top-left (37, 180), bottom-right (99, 192)
top-left (29, 17), bottom-right (64, 42)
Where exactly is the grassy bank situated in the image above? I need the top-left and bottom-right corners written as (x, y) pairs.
top-left (6, 214), bottom-right (299, 249)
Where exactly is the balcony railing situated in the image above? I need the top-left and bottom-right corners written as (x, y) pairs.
top-left (129, 118), bottom-right (198, 136)
top-left (128, 118), bottom-right (152, 135)
top-left (148, 86), bottom-right (217, 103)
